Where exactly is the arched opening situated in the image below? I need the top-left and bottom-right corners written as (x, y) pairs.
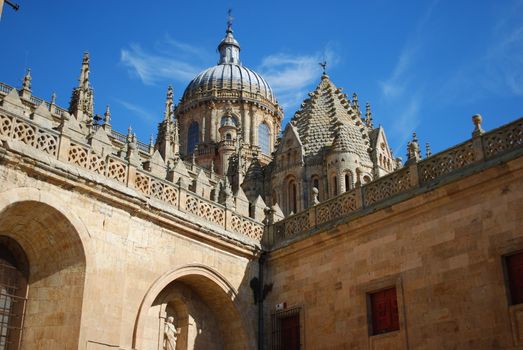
top-left (258, 123), bottom-right (270, 155)
top-left (0, 236), bottom-right (28, 350)
top-left (187, 122), bottom-right (199, 155)
top-left (286, 179), bottom-right (297, 215)
top-left (0, 199), bottom-right (87, 349)
top-left (344, 171), bottom-right (353, 192)
top-left (332, 175), bottom-right (338, 197)
top-left (134, 265), bottom-right (252, 350)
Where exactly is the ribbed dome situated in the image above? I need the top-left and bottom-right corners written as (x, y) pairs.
top-left (182, 64), bottom-right (276, 104)
top-left (181, 23), bottom-right (277, 105)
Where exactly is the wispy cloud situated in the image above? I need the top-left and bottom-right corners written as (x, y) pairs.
top-left (438, 1), bottom-right (523, 105)
top-left (259, 47), bottom-right (339, 114)
top-left (116, 99), bottom-right (155, 125)
top-left (120, 37), bottom-right (211, 85)
top-left (378, 0), bottom-right (439, 152)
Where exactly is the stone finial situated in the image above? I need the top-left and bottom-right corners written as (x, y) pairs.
top-left (104, 105), bottom-right (111, 125)
top-left (355, 167), bottom-right (363, 188)
top-left (312, 187), bottom-right (320, 206)
top-left (407, 132), bottom-right (421, 162)
top-left (22, 68), bottom-right (32, 91)
top-left (20, 68), bottom-right (32, 100)
top-left (149, 134), bottom-right (154, 154)
top-left (365, 102), bottom-right (374, 129)
top-left (472, 114), bottom-right (484, 136)
top-left (425, 142), bottom-right (432, 158)
top-left (49, 91), bottom-right (56, 109)
top-left (352, 93), bottom-right (360, 114)
top-left (164, 85), bottom-right (174, 121)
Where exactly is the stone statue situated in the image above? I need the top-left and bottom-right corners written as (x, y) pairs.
top-left (163, 316), bottom-right (179, 350)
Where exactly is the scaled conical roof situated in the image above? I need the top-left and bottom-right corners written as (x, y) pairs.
top-left (291, 74), bottom-right (371, 162)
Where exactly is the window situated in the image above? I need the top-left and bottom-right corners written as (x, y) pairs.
top-left (272, 307), bottom-right (301, 350)
top-left (187, 121), bottom-right (199, 154)
top-left (259, 123), bottom-right (271, 154)
top-left (506, 251), bottom-right (523, 305)
top-left (0, 237), bottom-right (29, 350)
top-left (288, 181), bottom-right (297, 214)
top-left (332, 176), bottom-right (338, 196)
top-left (369, 287), bottom-right (399, 335)
top-left (345, 173), bottom-right (352, 191)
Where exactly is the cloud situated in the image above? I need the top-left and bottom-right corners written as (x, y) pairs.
top-left (120, 38), bottom-right (211, 85)
top-left (116, 99), bottom-right (155, 125)
top-left (378, 1), bottom-right (440, 152)
top-left (439, 3), bottom-right (523, 105)
top-left (259, 47), bottom-right (339, 114)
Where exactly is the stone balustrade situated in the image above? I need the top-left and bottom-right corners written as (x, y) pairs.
top-left (0, 90), bottom-right (264, 243)
top-left (270, 117), bottom-right (523, 246)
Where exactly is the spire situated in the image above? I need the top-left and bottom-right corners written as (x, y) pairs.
top-left (217, 9), bottom-right (241, 65)
top-left (352, 93), bottom-right (360, 116)
top-left (69, 52), bottom-right (94, 122)
top-left (104, 105), bottom-right (111, 125)
top-left (164, 85), bottom-right (174, 121)
top-left (425, 142), bottom-right (432, 158)
top-left (79, 52), bottom-right (90, 89)
top-left (365, 102), bottom-right (374, 128)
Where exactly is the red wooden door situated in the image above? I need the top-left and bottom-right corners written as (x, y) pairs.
top-left (507, 252), bottom-right (523, 304)
top-left (371, 287), bottom-right (399, 334)
top-left (281, 314), bottom-right (300, 350)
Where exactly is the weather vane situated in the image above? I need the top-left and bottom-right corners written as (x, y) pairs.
top-left (227, 9), bottom-right (233, 30)
top-left (319, 60), bottom-right (327, 75)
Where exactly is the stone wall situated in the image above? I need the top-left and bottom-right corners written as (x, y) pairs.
top-left (0, 152), bottom-right (259, 349)
top-left (264, 153), bottom-right (523, 349)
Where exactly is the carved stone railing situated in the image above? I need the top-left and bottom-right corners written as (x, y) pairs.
top-left (0, 107), bottom-right (263, 243)
top-left (270, 117), bottom-right (523, 245)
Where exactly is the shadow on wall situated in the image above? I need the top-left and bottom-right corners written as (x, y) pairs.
top-left (133, 260), bottom-right (261, 350)
top-left (0, 200), bottom-right (87, 350)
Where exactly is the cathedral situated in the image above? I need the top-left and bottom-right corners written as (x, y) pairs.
top-left (0, 18), bottom-right (522, 350)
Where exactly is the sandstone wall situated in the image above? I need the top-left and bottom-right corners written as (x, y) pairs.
top-left (0, 159), bottom-right (258, 350)
top-left (265, 156), bottom-right (523, 349)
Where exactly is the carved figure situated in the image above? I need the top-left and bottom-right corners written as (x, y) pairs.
top-left (163, 316), bottom-right (179, 350)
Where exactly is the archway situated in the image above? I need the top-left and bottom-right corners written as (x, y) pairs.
top-left (0, 189), bottom-right (88, 349)
top-left (134, 264), bottom-right (253, 350)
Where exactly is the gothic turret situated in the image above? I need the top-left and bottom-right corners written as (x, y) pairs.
top-left (68, 52), bottom-right (94, 123)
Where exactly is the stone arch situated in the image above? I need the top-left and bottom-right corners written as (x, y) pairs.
top-left (0, 187), bottom-right (89, 349)
top-left (133, 264), bottom-right (254, 350)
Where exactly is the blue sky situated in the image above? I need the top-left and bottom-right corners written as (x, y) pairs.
top-left (1, 0), bottom-right (522, 158)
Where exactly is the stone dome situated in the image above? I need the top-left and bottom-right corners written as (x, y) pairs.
top-left (181, 24), bottom-right (277, 106)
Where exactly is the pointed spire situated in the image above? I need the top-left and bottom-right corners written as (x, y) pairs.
top-left (365, 102), bottom-right (374, 128)
top-left (218, 9), bottom-right (241, 65)
top-left (104, 105), bottom-right (111, 125)
top-left (352, 93), bottom-right (360, 115)
top-left (69, 52), bottom-right (94, 122)
top-left (79, 52), bottom-right (90, 90)
top-left (20, 68), bottom-right (32, 100)
top-left (164, 85), bottom-right (174, 121)
top-left (425, 142), bottom-right (432, 158)
top-left (149, 134), bottom-right (155, 155)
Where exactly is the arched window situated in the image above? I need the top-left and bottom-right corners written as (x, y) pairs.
top-left (226, 133), bottom-right (232, 140)
top-left (187, 121), bottom-right (199, 154)
top-left (289, 181), bottom-right (297, 214)
top-left (258, 123), bottom-right (270, 154)
top-left (345, 172), bottom-right (352, 191)
top-left (0, 236), bottom-right (28, 350)
top-left (333, 176), bottom-right (338, 196)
